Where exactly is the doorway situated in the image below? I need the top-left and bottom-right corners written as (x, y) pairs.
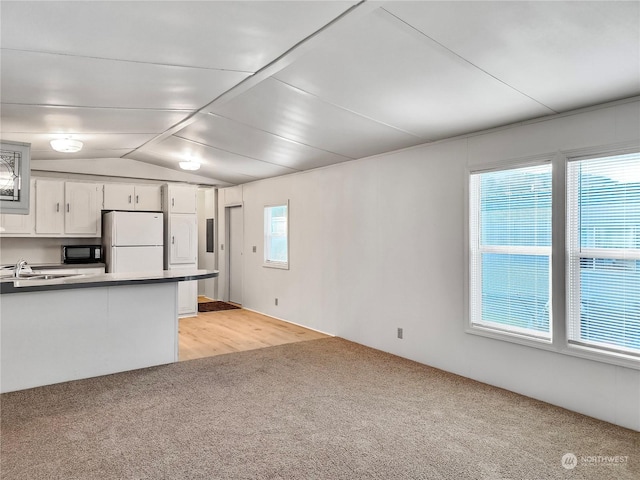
top-left (226, 205), bottom-right (243, 305)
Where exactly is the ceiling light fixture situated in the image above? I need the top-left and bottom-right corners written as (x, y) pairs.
top-left (50, 138), bottom-right (84, 153)
top-left (179, 160), bottom-right (201, 171)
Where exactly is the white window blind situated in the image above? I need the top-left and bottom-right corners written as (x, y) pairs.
top-left (470, 164), bottom-right (552, 340)
top-left (567, 153), bottom-right (640, 356)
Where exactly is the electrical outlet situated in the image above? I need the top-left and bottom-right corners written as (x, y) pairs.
top-left (397, 328), bottom-right (403, 339)
top-left (275, 298), bottom-right (278, 306)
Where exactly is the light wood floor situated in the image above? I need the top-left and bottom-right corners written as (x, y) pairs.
top-left (178, 306), bottom-right (329, 361)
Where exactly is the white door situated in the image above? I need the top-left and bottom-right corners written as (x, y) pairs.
top-left (134, 185), bottom-right (162, 211)
top-left (168, 265), bottom-right (198, 316)
top-left (169, 214), bottom-right (197, 264)
top-left (103, 184), bottom-right (135, 210)
top-left (111, 246), bottom-right (164, 273)
top-left (65, 182), bottom-right (100, 235)
top-left (228, 206), bottom-right (243, 305)
top-left (35, 179), bottom-right (64, 234)
top-left (168, 185), bottom-right (197, 214)
top-left (111, 212), bottom-right (163, 246)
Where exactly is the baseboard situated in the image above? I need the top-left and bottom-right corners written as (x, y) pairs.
top-left (241, 306), bottom-right (335, 337)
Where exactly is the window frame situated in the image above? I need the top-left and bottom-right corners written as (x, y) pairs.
top-left (564, 149), bottom-right (640, 362)
top-left (263, 200), bottom-right (289, 270)
top-left (465, 145), bottom-right (640, 370)
top-left (467, 156), bottom-right (554, 346)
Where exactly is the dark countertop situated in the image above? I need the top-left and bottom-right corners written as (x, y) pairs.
top-left (1, 269), bottom-right (218, 294)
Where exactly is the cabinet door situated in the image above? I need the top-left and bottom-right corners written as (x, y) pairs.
top-left (35, 179), bottom-right (65, 234)
top-left (134, 185), bottom-right (162, 211)
top-left (65, 182), bottom-right (100, 236)
top-left (169, 214), bottom-right (197, 264)
top-left (103, 184), bottom-right (135, 210)
top-left (178, 279), bottom-right (198, 317)
top-left (0, 180), bottom-right (35, 235)
top-left (168, 185), bottom-right (197, 214)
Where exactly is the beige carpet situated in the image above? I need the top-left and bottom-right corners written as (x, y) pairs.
top-left (1, 337), bottom-right (638, 479)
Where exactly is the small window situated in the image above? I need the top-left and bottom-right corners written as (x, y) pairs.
top-left (469, 163), bottom-right (553, 341)
top-left (567, 153), bottom-right (640, 357)
top-left (264, 202), bottom-right (289, 269)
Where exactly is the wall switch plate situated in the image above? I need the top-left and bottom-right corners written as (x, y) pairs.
top-left (397, 328), bottom-right (403, 339)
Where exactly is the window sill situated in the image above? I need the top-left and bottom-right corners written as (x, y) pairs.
top-left (466, 325), bottom-right (555, 352)
top-left (263, 262), bottom-right (289, 270)
top-left (466, 327), bottom-right (640, 370)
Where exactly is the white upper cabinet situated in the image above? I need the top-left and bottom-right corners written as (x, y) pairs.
top-left (133, 185), bottom-right (162, 211)
top-left (103, 183), bottom-right (135, 210)
top-left (168, 214), bottom-right (198, 264)
top-left (65, 182), bottom-right (101, 236)
top-left (165, 185), bottom-right (197, 214)
top-left (0, 180), bottom-right (36, 235)
top-left (103, 183), bottom-right (161, 211)
top-left (35, 179), bottom-right (65, 234)
top-left (32, 179), bottom-right (100, 237)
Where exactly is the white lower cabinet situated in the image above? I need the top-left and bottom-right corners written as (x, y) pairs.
top-left (170, 265), bottom-right (198, 317)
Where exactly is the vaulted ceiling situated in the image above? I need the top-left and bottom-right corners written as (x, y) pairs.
top-left (1, 1), bottom-right (639, 186)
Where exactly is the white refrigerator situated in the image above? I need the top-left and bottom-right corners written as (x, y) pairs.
top-left (102, 211), bottom-right (164, 273)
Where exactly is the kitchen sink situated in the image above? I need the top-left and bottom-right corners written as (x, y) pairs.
top-left (17, 273), bottom-right (80, 280)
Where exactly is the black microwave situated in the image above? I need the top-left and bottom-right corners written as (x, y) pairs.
top-left (62, 245), bottom-right (102, 264)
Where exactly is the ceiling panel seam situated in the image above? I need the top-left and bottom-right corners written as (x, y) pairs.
top-left (170, 135), bottom-right (301, 173)
top-left (0, 102), bottom-right (196, 113)
top-left (380, 7), bottom-right (559, 115)
top-left (271, 78), bottom-right (432, 141)
top-left (122, 0), bottom-right (376, 160)
top-left (129, 150), bottom-right (261, 182)
top-left (0, 47), bottom-right (254, 74)
top-left (203, 113), bottom-right (357, 160)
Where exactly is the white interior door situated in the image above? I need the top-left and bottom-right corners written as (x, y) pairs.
top-left (228, 206), bottom-right (243, 305)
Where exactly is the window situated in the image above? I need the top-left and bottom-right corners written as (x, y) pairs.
top-left (264, 202), bottom-right (289, 269)
top-left (0, 141), bottom-right (31, 214)
top-left (567, 153), bottom-right (640, 357)
top-left (469, 164), bottom-right (552, 341)
top-left (468, 149), bottom-right (640, 367)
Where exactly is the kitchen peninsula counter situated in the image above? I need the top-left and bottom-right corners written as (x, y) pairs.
top-left (1, 269), bottom-right (217, 294)
top-left (1, 269), bottom-right (218, 393)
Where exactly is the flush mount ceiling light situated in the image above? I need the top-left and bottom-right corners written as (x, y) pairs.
top-left (179, 159), bottom-right (201, 171)
top-left (50, 138), bottom-right (83, 153)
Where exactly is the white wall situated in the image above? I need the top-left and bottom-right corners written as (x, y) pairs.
top-left (217, 98), bottom-right (640, 431)
top-left (0, 237), bottom-right (98, 265)
top-left (197, 187), bottom-right (217, 299)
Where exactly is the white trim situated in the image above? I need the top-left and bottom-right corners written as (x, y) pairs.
top-left (479, 245), bottom-right (551, 256)
top-left (467, 161), bottom-right (554, 343)
top-left (263, 200), bottom-right (290, 270)
top-left (466, 146), bottom-right (640, 370)
top-left (242, 307), bottom-right (335, 337)
top-left (468, 153), bottom-right (553, 175)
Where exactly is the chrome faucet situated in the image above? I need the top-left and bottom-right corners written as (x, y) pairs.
top-left (14, 259), bottom-right (30, 278)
